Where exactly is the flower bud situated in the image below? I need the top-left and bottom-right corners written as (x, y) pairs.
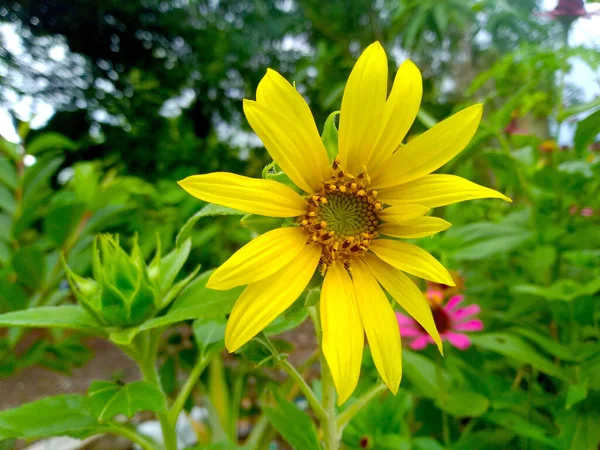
top-left (65, 234), bottom-right (159, 327)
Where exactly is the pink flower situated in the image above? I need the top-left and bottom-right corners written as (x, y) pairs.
top-left (396, 295), bottom-right (483, 351)
top-left (580, 207), bottom-right (594, 217)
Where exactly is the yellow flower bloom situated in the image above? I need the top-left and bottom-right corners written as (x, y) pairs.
top-left (179, 42), bottom-right (511, 404)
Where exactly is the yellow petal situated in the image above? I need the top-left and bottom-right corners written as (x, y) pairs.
top-left (351, 258), bottom-right (402, 394)
top-left (320, 262), bottom-right (364, 405)
top-left (208, 227), bottom-right (309, 290)
top-left (378, 174), bottom-right (512, 208)
top-left (378, 204), bottom-right (430, 224)
top-left (178, 172), bottom-right (306, 217)
top-left (363, 254), bottom-right (442, 354)
top-left (243, 99), bottom-right (328, 193)
top-left (370, 104), bottom-right (483, 189)
top-left (379, 216), bottom-right (451, 239)
top-left (338, 42), bottom-right (388, 174)
top-left (225, 243), bottom-right (321, 352)
top-left (369, 60), bottom-right (422, 172)
top-left (255, 69), bottom-right (331, 185)
top-left (369, 239), bottom-right (454, 286)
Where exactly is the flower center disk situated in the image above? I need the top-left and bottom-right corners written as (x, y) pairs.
top-left (299, 163), bottom-right (381, 270)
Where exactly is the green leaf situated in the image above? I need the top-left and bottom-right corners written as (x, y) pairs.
top-left (12, 245), bottom-right (46, 290)
top-left (565, 383), bottom-right (588, 409)
top-left (320, 110), bottom-right (339, 162)
top-left (511, 278), bottom-right (600, 302)
top-left (416, 107), bottom-right (438, 129)
top-left (435, 389), bottom-right (489, 418)
top-left (261, 389), bottom-right (321, 450)
top-left (0, 394), bottom-right (103, 439)
top-left (43, 201), bottom-right (87, 246)
top-left (483, 411), bottom-right (560, 449)
top-left (558, 410), bottom-right (600, 450)
top-left (413, 437), bottom-right (445, 450)
top-left (453, 429), bottom-right (517, 450)
top-left (22, 155), bottom-right (64, 204)
top-left (157, 238), bottom-right (192, 294)
top-left (240, 214), bottom-right (284, 234)
top-left (470, 333), bottom-right (570, 381)
top-left (452, 232), bottom-right (533, 260)
top-left (402, 350), bottom-right (449, 398)
top-left (193, 315), bottom-right (227, 358)
top-left (574, 109), bottom-right (600, 154)
top-left (0, 157), bottom-right (17, 190)
top-left (176, 204), bottom-right (244, 247)
top-left (26, 132), bottom-right (77, 155)
top-left (88, 380), bottom-right (167, 422)
top-left (558, 96), bottom-right (600, 121)
top-left (170, 270), bottom-right (243, 316)
top-left (510, 327), bottom-right (577, 361)
top-left (0, 185), bottom-right (15, 214)
top-left (0, 306), bottom-right (105, 335)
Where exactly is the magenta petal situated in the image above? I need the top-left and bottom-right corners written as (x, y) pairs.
top-left (451, 304), bottom-right (481, 322)
top-left (401, 326), bottom-right (425, 337)
top-left (444, 295), bottom-right (464, 312)
top-left (409, 335), bottom-right (432, 350)
top-left (444, 332), bottom-right (471, 350)
top-left (396, 312), bottom-right (413, 326)
top-left (453, 319), bottom-right (484, 332)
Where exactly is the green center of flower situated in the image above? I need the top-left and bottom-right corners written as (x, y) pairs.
top-left (318, 191), bottom-right (375, 237)
top-left (298, 161), bottom-right (381, 271)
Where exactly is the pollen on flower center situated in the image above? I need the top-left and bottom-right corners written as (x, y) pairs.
top-left (298, 160), bottom-right (381, 272)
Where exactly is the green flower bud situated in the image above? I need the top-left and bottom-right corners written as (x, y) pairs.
top-left (65, 234), bottom-right (159, 327)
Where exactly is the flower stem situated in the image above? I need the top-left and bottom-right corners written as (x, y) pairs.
top-left (320, 354), bottom-right (340, 450)
top-left (436, 354), bottom-right (450, 447)
top-left (107, 423), bottom-right (159, 450)
top-left (168, 354), bottom-right (210, 425)
top-left (133, 331), bottom-right (178, 450)
top-left (336, 382), bottom-right (386, 431)
top-left (279, 359), bottom-right (327, 422)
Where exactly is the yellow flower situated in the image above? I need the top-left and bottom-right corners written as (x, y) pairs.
top-left (179, 42), bottom-right (511, 404)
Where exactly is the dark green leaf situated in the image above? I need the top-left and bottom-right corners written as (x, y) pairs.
top-left (510, 327), bottom-right (577, 361)
top-left (470, 333), bottom-right (570, 381)
top-left (558, 410), bottom-right (600, 450)
top-left (22, 156), bottom-right (64, 204)
top-left (484, 411), bottom-right (560, 449)
top-left (12, 245), bottom-right (46, 290)
top-left (26, 132), bottom-right (77, 155)
top-left (88, 380), bottom-right (167, 422)
top-left (43, 201), bottom-right (87, 246)
top-left (262, 389), bottom-right (321, 450)
top-left (0, 306), bottom-right (105, 335)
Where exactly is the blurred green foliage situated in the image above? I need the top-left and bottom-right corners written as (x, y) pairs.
top-left (1, 0), bottom-right (600, 449)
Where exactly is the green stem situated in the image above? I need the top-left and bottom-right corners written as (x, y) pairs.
top-left (436, 354), bottom-right (450, 447)
top-left (321, 353), bottom-right (339, 450)
top-left (134, 332), bottom-right (178, 450)
top-left (245, 414), bottom-right (270, 450)
top-left (168, 354), bottom-right (210, 425)
top-left (279, 359), bottom-right (327, 422)
top-left (336, 383), bottom-right (386, 431)
top-left (107, 423), bottom-right (159, 450)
